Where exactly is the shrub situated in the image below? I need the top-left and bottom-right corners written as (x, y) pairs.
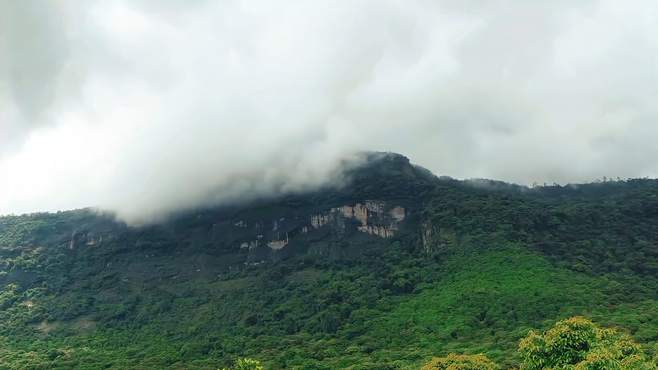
top-left (421, 353), bottom-right (499, 370)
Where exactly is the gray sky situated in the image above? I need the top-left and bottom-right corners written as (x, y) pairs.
top-left (1, 0), bottom-right (657, 223)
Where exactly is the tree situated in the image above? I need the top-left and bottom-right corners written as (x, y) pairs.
top-left (518, 316), bottom-right (654, 370)
top-left (221, 358), bottom-right (264, 370)
top-left (421, 353), bottom-right (499, 370)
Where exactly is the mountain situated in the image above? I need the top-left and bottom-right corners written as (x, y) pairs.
top-left (1, 153), bottom-right (658, 369)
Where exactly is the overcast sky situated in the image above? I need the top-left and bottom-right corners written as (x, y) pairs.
top-left (1, 0), bottom-right (656, 223)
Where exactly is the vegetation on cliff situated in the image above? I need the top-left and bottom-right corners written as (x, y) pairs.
top-left (1, 154), bottom-right (657, 369)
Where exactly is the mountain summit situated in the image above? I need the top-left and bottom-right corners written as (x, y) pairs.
top-left (1, 153), bottom-right (658, 369)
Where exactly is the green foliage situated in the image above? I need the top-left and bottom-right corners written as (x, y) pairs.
top-left (421, 353), bottom-right (499, 370)
top-left (221, 357), bottom-right (264, 370)
top-left (0, 156), bottom-right (657, 369)
top-left (518, 317), bottom-right (654, 370)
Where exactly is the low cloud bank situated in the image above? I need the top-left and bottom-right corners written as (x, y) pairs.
top-left (1, 0), bottom-right (656, 223)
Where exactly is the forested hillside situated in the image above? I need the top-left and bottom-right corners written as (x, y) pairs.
top-left (1, 153), bottom-right (657, 369)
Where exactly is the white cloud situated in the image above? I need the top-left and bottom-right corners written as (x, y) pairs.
top-left (1, 0), bottom-right (656, 223)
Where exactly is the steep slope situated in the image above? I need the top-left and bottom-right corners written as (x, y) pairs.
top-left (1, 153), bottom-right (658, 369)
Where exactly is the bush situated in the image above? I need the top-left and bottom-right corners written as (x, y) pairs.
top-left (421, 353), bottom-right (499, 370)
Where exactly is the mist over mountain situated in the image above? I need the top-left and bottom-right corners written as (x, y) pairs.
top-left (2, 2), bottom-right (658, 369)
top-left (1, 0), bottom-right (657, 223)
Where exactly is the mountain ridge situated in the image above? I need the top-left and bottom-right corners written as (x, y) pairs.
top-left (1, 152), bottom-right (658, 369)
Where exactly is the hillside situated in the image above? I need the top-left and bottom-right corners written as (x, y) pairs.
top-left (1, 153), bottom-right (658, 369)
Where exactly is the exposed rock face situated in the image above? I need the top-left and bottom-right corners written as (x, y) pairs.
top-left (313, 201), bottom-right (405, 239)
top-left (311, 214), bottom-right (331, 229)
top-left (421, 221), bottom-right (436, 253)
top-left (338, 205), bottom-right (354, 219)
top-left (267, 233), bottom-right (289, 250)
top-left (236, 200), bottom-right (406, 253)
top-left (267, 239), bottom-right (288, 250)
top-left (358, 225), bottom-right (396, 238)
top-left (365, 200), bottom-right (385, 214)
top-left (389, 206), bottom-right (406, 222)
top-left (353, 204), bottom-right (368, 225)
top-left (421, 221), bottom-right (454, 254)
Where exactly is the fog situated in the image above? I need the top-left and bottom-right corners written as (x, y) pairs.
top-left (1, 0), bottom-right (656, 223)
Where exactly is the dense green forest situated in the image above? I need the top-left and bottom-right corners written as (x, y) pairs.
top-left (1, 153), bottom-right (657, 369)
